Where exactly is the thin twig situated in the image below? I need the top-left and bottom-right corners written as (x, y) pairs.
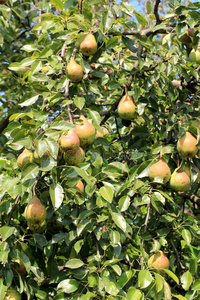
top-left (170, 239), bottom-right (186, 270)
top-left (142, 202), bottom-right (151, 247)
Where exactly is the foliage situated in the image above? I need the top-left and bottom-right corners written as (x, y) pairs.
top-left (0, 0), bottom-right (200, 299)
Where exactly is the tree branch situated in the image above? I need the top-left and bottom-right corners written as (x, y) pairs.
top-left (154, 0), bottom-right (161, 24)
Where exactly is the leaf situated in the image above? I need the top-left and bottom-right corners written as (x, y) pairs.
top-left (155, 273), bottom-right (163, 292)
top-left (57, 279), bottom-right (79, 294)
top-left (181, 271), bottom-right (193, 291)
top-left (127, 287), bottom-right (142, 300)
top-left (138, 270), bottom-right (153, 289)
top-left (117, 270), bottom-right (132, 288)
top-left (163, 269), bottom-right (179, 284)
top-left (119, 195), bottom-right (130, 212)
top-left (50, 0), bottom-right (63, 10)
top-left (122, 36), bottom-right (137, 53)
top-left (21, 44), bottom-right (38, 52)
top-left (109, 210), bottom-right (127, 233)
top-left (65, 259), bottom-right (84, 269)
top-left (0, 278), bottom-right (7, 300)
top-left (164, 281), bottom-right (171, 300)
top-left (192, 279), bottom-right (200, 290)
top-left (0, 226), bottom-right (16, 241)
top-left (105, 281), bottom-right (119, 296)
top-left (74, 97), bottom-right (85, 110)
top-left (19, 95), bottom-right (39, 107)
top-left (182, 229), bottom-right (191, 245)
top-left (50, 183), bottom-right (64, 210)
top-left (99, 185), bottom-right (113, 203)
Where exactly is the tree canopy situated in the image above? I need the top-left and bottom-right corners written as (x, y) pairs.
top-left (0, 0), bottom-right (200, 299)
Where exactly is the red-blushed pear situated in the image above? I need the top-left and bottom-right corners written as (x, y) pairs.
top-left (189, 47), bottom-right (200, 64)
top-left (118, 94), bottom-right (137, 120)
top-left (4, 287), bottom-right (21, 300)
top-left (148, 250), bottom-right (169, 271)
top-left (24, 196), bottom-right (46, 223)
top-left (75, 180), bottom-right (84, 195)
top-left (96, 127), bottom-right (109, 138)
top-left (80, 33), bottom-right (97, 56)
top-left (148, 158), bottom-right (171, 184)
top-left (75, 115), bottom-right (96, 147)
top-left (66, 60), bottom-right (83, 82)
top-left (169, 169), bottom-right (190, 192)
top-left (0, 0), bottom-right (8, 4)
top-left (12, 258), bottom-right (26, 276)
top-left (64, 147), bottom-right (85, 165)
top-left (177, 131), bottom-right (198, 158)
top-left (59, 129), bottom-right (80, 153)
top-left (17, 148), bottom-right (33, 168)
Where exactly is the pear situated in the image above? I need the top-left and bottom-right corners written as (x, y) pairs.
top-left (148, 251), bottom-right (169, 271)
top-left (24, 196), bottom-right (46, 223)
top-left (189, 47), bottom-right (200, 64)
top-left (64, 147), bottom-right (85, 165)
top-left (95, 127), bottom-right (109, 138)
top-left (17, 148), bottom-right (33, 168)
top-left (4, 287), bottom-right (21, 300)
top-left (27, 219), bottom-right (46, 233)
top-left (118, 94), bottom-right (137, 120)
top-left (75, 115), bottom-right (96, 147)
top-left (75, 180), bottom-right (84, 195)
top-left (169, 170), bottom-right (190, 192)
top-left (80, 33), bottom-right (97, 56)
top-left (66, 60), bottom-right (83, 82)
top-left (12, 258), bottom-right (26, 276)
top-left (179, 28), bottom-right (194, 44)
top-left (148, 158), bottom-right (171, 184)
top-left (177, 131), bottom-right (198, 158)
top-left (59, 129), bottom-right (80, 154)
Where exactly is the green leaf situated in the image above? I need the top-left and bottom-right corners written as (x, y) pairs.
top-left (50, 183), bottom-right (64, 210)
top-left (65, 259), bottom-right (84, 269)
top-left (0, 226), bottom-right (16, 241)
top-left (127, 287), bottom-right (142, 300)
top-left (99, 185), bottom-right (113, 203)
top-left (119, 195), bottom-right (130, 212)
top-left (164, 281), bottom-right (171, 300)
top-left (155, 273), bottom-right (163, 292)
top-left (181, 271), bottom-right (193, 291)
top-left (192, 279), bottom-right (200, 290)
top-left (74, 97), bottom-right (85, 110)
top-left (57, 279), bottom-right (79, 294)
top-left (105, 281), bottom-right (119, 296)
top-left (122, 36), bottom-right (137, 53)
top-left (0, 278), bottom-right (7, 300)
top-left (109, 210), bottom-right (127, 233)
top-left (182, 229), bottom-right (191, 245)
top-left (19, 95), bottom-right (39, 107)
top-left (117, 270), bottom-right (133, 288)
top-left (50, 0), bottom-right (64, 10)
top-left (138, 270), bottom-right (153, 289)
top-left (164, 269), bottom-right (179, 284)
top-left (21, 44), bottom-right (38, 52)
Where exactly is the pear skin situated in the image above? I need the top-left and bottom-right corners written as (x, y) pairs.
top-left (4, 287), bottom-right (21, 300)
top-left (148, 251), bottom-right (169, 271)
top-left (65, 147), bottom-right (85, 165)
top-left (12, 258), bottom-right (26, 276)
top-left (80, 33), bottom-right (97, 56)
top-left (27, 219), bottom-right (46, 233)
top-left (17, 148), bottom-right (33, 168)
top-left (169, 170), bottom-right (190, 192)
top-left (148, 158), bottom-right (171, 184)
top-left (59, 129), bottom-right (80, 154)
top-left (75, 180), bottom-right (84, 195)
top-left (118, 94), bottom-right (137, 120)
top-left (24, 196), bottom-right (46, 222)
top-left (96, 127), bottom-right (109, 138)
top-left (177, 131), bottom-right (198, 158)
top-left (66, 60), bottom-right (83, 82)
top-left (75, 115), bottom-right (96, 147)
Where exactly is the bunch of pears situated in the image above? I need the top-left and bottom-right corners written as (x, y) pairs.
top-left (148, 131), bottom-right (199, 192)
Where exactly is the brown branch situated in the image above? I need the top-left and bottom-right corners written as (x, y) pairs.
top-left (170, 239), bottom-right (186, 270)
top-left (6, 195), bottom-right (20, 226)
top-left (154, 0), bottom-right (161, 24)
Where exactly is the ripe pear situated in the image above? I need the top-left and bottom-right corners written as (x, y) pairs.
top-left (12, 258), bottom-right (26, 276)
top-left (118, 94), bottom-right (137, 120)
top-left (75, 180), bottom-right (84, 195)
top-left (24, 196), bottom-right (46, 223)
top-left (148, 251), bottom-right (169, 271)
top-left (177, 131), bottom-right (198, 158)
top-left (80, 33), bottom-right (97, 56)
top-left (169, 170), bottom-right (190, 192)
top-left (4, 287), bottom-right (21, 300)
top-left (59, 129), bottom-right (80, 154)
top-left (148, 158), bottom-right (171, 184)
top-left (64, 147), bottom-right (85, 165)
top-left (75, 115), bottom-right (96, 147)
top-left (17, 148), bottom-right (33, 168)
top-left (189, 47), bottom-right (200, 64)
top-left (27, 219), bottom-right (46, 233)
top-left (96, 127), bottom-right (109, 138)
top-left (66, 60), bottom-right (83, 82)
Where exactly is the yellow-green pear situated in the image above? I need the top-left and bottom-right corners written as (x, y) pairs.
top-left (189, 47), bottom-right (200, 64)
top-left (75, 115), bottom-right (96, 147)
top-left (59, 129), bottom-right (80, 154)
top-left (177, 131), bottom-right (198, 158)
top-left (80, 33), bottom-right (97, 56)
top-left (66, 60), bottom-right (83, 82)
top-left (169, 170), bottom-right (190, 192)
top-left (148, 250), bottom-right (169, 271)
top-left (4, 287), bottom-right (21, 300)
top-left (24, 196), bottom-right (46, 222)
top-left (12, 258), bottom-right (26, 276)
top-left (64, 147), bottom-right (85, 165)
top-left (148, 158), bottom-right (171, 184)
top-left (118, 94), bottom-right (137, 120)
top-left (179, 28), bottom-right (194, 44)
top-left (17, 148), bottom-right (33, 168)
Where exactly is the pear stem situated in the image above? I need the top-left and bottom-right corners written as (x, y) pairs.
top-left (33, 180), bottom-right (38, 196)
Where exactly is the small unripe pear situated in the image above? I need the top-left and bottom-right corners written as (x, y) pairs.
top-left (96, 127), bottom-right (109, 138)
top-left (64, 147), bottom-right (85, 165)
top-left (24, 196), bottom-right (46, 222)
top-left (148, 251), bottom-right (169, 271)
top-left (75, 115), bottom-right (96, 147)
top-left (4, 287), bottom-right (21, 300)
top-left (17, 148), bottom-right (33, 168)
top-left (66, 60), bottom-right (83, 82)
top-left (80, 33), bottom-right (97, 56)
top-left (189, 47), bottom-right (200, 64)
top-left (177, 131), bottom-right (198, 158)
top-left (148, 158), bottom-right (171, 184)
top-left (59, 129), bottom-right (80, 153)
top-left (75, 180), bottom-right (84, 195)
top-left (118, 94), bottom-right (137, 120)
top-left (12, 258), bottom-right (26, 276)
top-left (169, 170), bottom-right (190, 192)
